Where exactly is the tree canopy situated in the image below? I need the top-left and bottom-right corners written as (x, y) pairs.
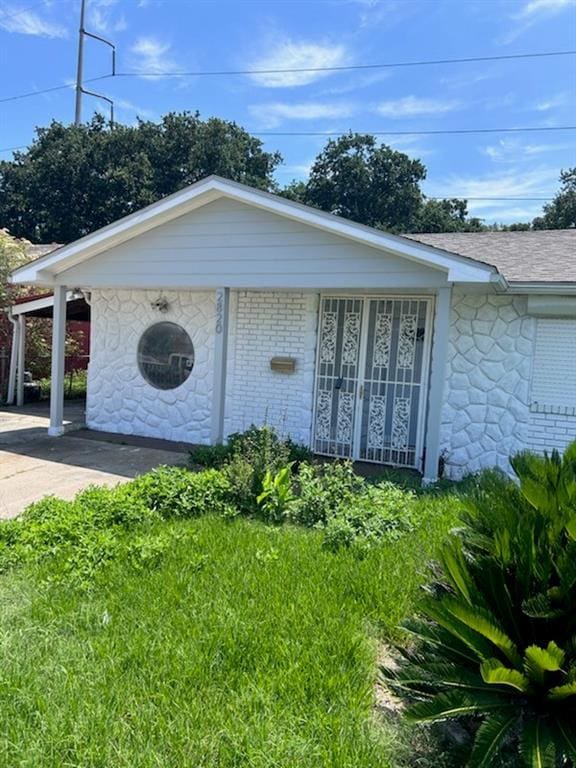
top-left (532, 168), bottom-right (576, 230)
top-left (1, 115), bottom-right (572, 243)
top-left (282, 133), bottom-right (485, 233)
top-left (0, 113), bottom-right (282, 243)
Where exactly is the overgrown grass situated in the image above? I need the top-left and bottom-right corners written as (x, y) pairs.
top-left (0, 497), bottom-right (459, 767)
top-left (40, 368), bottom-right (87, 400)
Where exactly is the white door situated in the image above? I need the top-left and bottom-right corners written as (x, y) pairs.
top-left (313, 296), bottom-right (433, 469)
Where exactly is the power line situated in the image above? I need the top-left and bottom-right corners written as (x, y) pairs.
top-left (428, 197), bottom-right (552, 201)
top-left (0, 82), bottom-right (73, 103)
top-left (0, 1), bottom-right (50, 21)
top-left (0, 146), bottom-right (557, 201)
top-left (254, 126), bottom-right (576, 137)
top-left (1, 125), bottom-right (576, 152)
top-left (111, 49), bottom-right (576, 78)
top-left (1, 48), bottom-right (575, 103)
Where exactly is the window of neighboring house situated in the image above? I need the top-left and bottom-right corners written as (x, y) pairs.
top-left (530, 318), bottom-right (576, 413)
top-left (137, 322), bottom-right (194, 390)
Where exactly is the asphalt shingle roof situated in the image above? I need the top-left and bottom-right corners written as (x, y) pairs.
top-left (403, 229), bottom-right (576, 284)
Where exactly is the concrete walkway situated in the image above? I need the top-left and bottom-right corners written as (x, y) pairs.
top-left (0, 402), bottom-right (186, 519)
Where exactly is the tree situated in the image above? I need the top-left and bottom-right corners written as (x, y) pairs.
top-left (281, 133), bottom-right (486, 233)
top-left (533, 167), bottom-right (576, 230)
top-left (0, 113), bottom-right (282, 243)
top-left (285, 133), bottom-right (426, 231)
top-left (0, 230), bottom-right (50, 382)
top-left (413, 198), bottom-right (485, 233)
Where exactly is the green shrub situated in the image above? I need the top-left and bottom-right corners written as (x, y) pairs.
top-left (222, 426), bottom-right (294, 514)
top-left (129, 466), bottom-right (232, 518)
top-left (188, 426), bottom-right (313, 472)
top-left (0, 484), bottom-right (160, 579)
top-left (189, 442), bottom-right (232, 469)
top-left (227, 425), bottom-right (312, 467)
top-left (322, 482), bottom-right (417, 551)
top-left (256, 464), bottom-right (295, 524)
top-left (384, 444), bottom-right (576, 767)
top-left (291, 460), bottom-right (365, 527)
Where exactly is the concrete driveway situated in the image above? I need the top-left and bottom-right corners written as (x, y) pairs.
top-left (0, 402), bottom-right (186, 518)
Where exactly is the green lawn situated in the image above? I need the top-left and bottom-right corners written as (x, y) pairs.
top-left (0, 500), bottom-right (457, 767)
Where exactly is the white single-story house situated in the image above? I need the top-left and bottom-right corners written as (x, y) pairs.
top-left (10, 176), bottom-right (576, 482)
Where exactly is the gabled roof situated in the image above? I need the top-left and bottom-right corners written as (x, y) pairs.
top-left (405, 230), bottom-right (576, 284)
top-left (10, 175), bottom-right (498, 286)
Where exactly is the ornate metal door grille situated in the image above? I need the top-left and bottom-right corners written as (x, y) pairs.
top-left (313, 297), bottom-right (363, 458)
top-left (313, 296), bottom-right (432, 469)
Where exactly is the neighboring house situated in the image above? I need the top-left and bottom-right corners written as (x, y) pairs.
top-left (10, 176), bottom-right (576, 482)
top-left (1, 241), bottom-right (90, 400)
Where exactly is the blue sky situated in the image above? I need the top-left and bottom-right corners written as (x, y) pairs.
top-left (0, 0), bottom-right (575, 224)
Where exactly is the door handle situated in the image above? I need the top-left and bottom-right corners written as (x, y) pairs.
top-left (359, 384), bottom-right (364, 399)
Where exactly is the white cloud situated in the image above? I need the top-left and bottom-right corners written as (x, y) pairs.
top-left (318, 70), bottom-right (391, 96)
top-left (114, 97), bottom-right (157, 121)
top-left (247, 39), bottom-right (349, 88)
top-left (249, 101), bottom-right (353, 128)
top-left (385, 135), bottom-right (435, 159)
top-left (0, 5), bottom-right (67, 38)
top-left (482, 137), bottom-right (575, 163)
top-left (516, 0), bottom-right (573, 18)
top-left (375, 96), bottom-right (461, 118)
top-left (276, 160), bottom-right (314, 178)
top-left (350, 0), bottom-right (417, 28)
top-left (501, 0), bottom-right (574, 43)
top-left (534, 93), bottom-right (571, 111)
top-left (425, 166), bottom-right (558, 222)
top-left (129, 36), bottom-right (181, 76)
top-left (88, 0), bottom-right (127, 35)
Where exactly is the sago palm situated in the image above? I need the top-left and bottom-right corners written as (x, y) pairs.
top-left (383, 443), bottom-right (576, 767)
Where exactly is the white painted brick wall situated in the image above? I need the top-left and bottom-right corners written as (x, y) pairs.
top-left (225, 291), bottom-right (319, 445)
top-left (527, 411), bottom-right (576, 454)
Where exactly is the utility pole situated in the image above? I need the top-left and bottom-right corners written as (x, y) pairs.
top-left (74, 0), bottom-right (116, 126)
top-left (74, 0), bottom-right (86, 125)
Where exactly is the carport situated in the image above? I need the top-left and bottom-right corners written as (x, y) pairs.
top-left (6, 291), bottom-right (91, 406)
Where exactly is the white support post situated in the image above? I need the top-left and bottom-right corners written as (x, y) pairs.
top-left (211, 287), bottom-right (230, 444)
top-left (16, 315), bottom-right (26, 407)
top-left (6, 314), bottom-right (20, 405)
top-left (422, 286), bottom-right (452, 485)
top-left (48, 285), bottom-right (67, 437)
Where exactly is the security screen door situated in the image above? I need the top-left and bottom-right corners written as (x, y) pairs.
top-left (313, 296), bottom-right (433, 469)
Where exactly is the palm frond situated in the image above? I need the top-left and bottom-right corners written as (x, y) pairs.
top-left (406, 690), bottom-right (514, 723)
top-left (520, 718), bottom-right (556, 768)
top-left (548, 681), bottom-right (576, 700)
top-left (467, 711), bottom-right (518, 768)
top-left (480, 658), bottom-right (531, 693)
top-left (556, 717), bottom-right (576, 760)
top-left (441, 599), bottom-right (522, 667)
top-left (524, 642), bottom-right (565, 685)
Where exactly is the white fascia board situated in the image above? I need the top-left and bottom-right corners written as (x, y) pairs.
top-left (10, 290), bottom-right (75, 315)
top-left (11, 175), bottom-right (497, 285)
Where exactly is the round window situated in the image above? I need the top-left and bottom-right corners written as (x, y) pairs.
top-left (137, 322), bottom-right (194, 390)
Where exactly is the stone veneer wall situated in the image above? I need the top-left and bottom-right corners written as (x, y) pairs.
top-left (225, 291), bottom-right (319, 445)
top-left (440, 291), bottom-right (536, 478)
top-left (87, 289), bottom-right (215, 444)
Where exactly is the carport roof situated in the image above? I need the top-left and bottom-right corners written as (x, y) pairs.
top-left (11, 292), bottom-right (90, 321)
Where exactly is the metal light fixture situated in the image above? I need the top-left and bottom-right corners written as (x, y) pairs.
top-left (151, 295), bottom-right (170, 313)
